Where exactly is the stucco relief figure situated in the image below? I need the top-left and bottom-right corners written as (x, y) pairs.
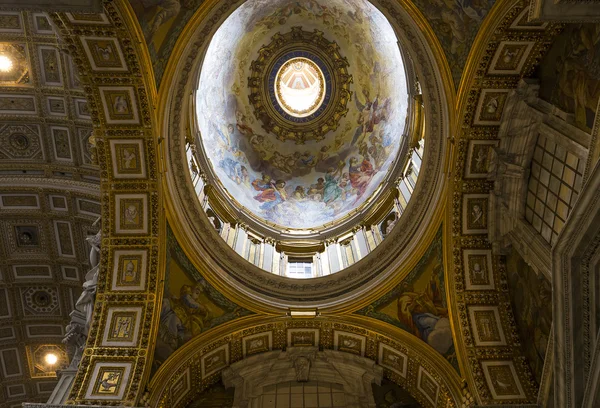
top-left (485, 96), bottom-right (499, 114)
top-left (474, 146), bottom-right (487, 172)
top-left (479, 314), bottom-right (493, 340)
top-left (502, 47), bottom-right (518, 65)
top-left (113, 95), bottom-right (129, 114)
top-left (96, 44), bottom-right (113, 61)
top-left (205, 354), bottom-right (221, 370)
top-left (124, 204), bottom-right (139, 224)
top-left (122, 148), bottom-right (136, 169)
top-left (471, 261), bottom-right (486, 283)
top-left (396, 271), bottom-right (453, 355)
top-left (294, 356), bottom-right (310, 382)
top-left (248, 338), bottom-right (264, 349)
top-left (470, 204), bottom-right (483, 226)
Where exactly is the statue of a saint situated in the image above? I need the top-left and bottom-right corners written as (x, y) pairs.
top-left (294, 356), bottom-right (310, 382)
top-left (75, 220), bottom-right (101, 334)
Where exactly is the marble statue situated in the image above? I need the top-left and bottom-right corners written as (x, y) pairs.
top-left (63, 322), bottom-right (87, 369)
top-left (63, 218), bottom-right (102, 371)
top-left (76, 227), bottom-right (101, 333)
top-left (294, 356), bottom-right (310, 382)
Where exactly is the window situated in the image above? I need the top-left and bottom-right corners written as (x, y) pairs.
top-left (287, 258), bottom-right (313, 278)
top-left (525, 134), bottom-right (584, 245)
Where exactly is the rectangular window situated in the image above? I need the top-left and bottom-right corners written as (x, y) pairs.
top-left (525, 133), bottom-right (583, 245)
top-left (287, 258), bottom-right (313, 278)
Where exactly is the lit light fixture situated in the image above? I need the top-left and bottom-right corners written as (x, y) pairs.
top-left (0, 54), bottom-right (13, 72)
top-left (44, 353), bottom-right (58, 365)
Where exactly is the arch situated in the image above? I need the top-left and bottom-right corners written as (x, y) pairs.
top-left (222, 348), bottom-right (383, 408)
top-left (445, 0), bottom-right (564, 405)
top-left (147, 315), bottom-right (465, 408)
top-left (49, 1), bottom-right (165, 405)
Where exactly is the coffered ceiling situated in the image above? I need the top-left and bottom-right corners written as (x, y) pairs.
top-left (0, 11), bottom-right (99, 408)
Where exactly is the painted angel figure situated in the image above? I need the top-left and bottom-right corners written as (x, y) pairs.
top-left (352, 90), bottom-right (379, 145)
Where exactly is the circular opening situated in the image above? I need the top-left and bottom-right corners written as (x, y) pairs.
top-left (274, 57), bottom-right (325, 118)
top-left (0, 55), bottom-right (13, 72)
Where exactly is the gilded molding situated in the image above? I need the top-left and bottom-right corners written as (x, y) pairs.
top-left (447, 0), bottom-right (563, 404)
top-left (48, 0), bottom-right (165, 405)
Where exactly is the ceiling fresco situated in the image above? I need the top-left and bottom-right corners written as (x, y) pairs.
top-left (0, 0), bottom-right (578, 406)
top-left (129, 0), bottom-right (496, 89)
top-left (153, 226), bottom-right (253, 373)
top-left (196, 0), bottom-right (408, 229)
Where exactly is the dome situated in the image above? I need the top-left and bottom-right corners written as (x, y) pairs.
top-left (196, 0), bottom-right (409, 230)
top-left (166, 0), bottom-right (443, 295)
